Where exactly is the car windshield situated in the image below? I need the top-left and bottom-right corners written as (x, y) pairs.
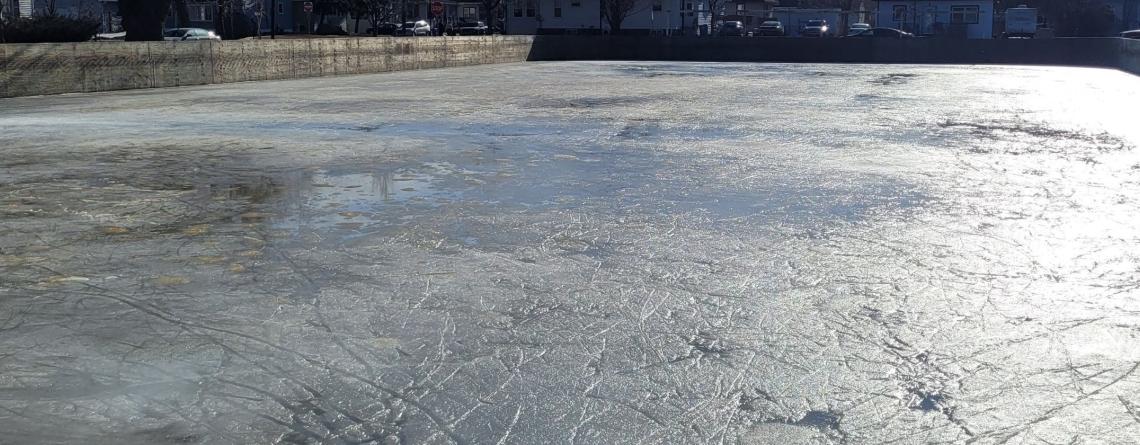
top-left (761, 21), bottom-right (780, 26)
top-left (163, 29), bottom-right (186, 37)
top-left (724, 22), bottom-right (739, 28)
top-left (806, 20), bottom-right (824, 26)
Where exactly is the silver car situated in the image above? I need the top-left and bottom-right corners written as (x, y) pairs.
top-left (396, 21), bottom-right (432, 36)
top-left (163, 28), bottom-right (221, 41)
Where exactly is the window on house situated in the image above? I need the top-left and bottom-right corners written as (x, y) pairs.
top-left (514, 5), bottom-right (522, 16)
top-left (684, 2), bottom-right (692, 10)
top-left (189, 4), bottom-right (212, 22)
top-left (654, 0), bottom-right (663, 12)
top-left (950, 5), bottom-right (979, 24)
top-left (526, 0), bottom-right (535, 17)
top-left (462, 6), bottom-right (476, 18)
top-left (892, 5), bottom-right (906, 21)
top-left (554, 0), bottom-right (562, 17)
top-left (736, 3), bottom-right (744, 12)
top-left (277, 2), bottom-right (284, 14)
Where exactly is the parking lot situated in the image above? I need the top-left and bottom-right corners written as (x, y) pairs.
top-left (2, 61), bottom-right (1139, 443)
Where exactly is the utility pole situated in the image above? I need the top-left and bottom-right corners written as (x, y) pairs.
top-left (271, 0), bottom-right (277, 38)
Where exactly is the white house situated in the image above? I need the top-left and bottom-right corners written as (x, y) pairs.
top-left (504, 0), bottom-right (685, 34)
top-left (6, 0), bottom-right (105, 18)
top-left (874, 0), bottom-right (993, 39)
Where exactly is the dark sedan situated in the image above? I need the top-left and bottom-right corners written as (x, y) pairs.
top-left (718, 21), bottom-right (744, 37)
top-left (458, 21), bottom-right (489, 36)
top-left (755, 20), bottom-right (784, 37)
top-left (799, 19), bottom-right (830, 37)
top-left (367, 23), bottom-right (399, 36)
top-left (846, 27), bottom-right (914, 38)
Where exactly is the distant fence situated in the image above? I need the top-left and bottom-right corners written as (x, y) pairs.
top-left (1, 35), bottom-right (1137, 98)
top-left (0, 36), bottom-right (535, 98)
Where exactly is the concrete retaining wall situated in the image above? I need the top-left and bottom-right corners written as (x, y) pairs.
top-left (1, 35), bottom-right (1137, 98)
top-left (1122, 38), bottom-right (1140, 75)
top-left (531, 35), bottom-right (1132, 70)
top-left (0, 36), bottom-right (535, 98)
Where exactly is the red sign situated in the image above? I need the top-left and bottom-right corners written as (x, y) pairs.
top-left (303, 1), bottom-right (313, 13)
top-left (431, 1), bottom-right (444, 16)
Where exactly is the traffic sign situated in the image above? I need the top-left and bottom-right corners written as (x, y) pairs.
top-left (431, 1), bottom-right (444, 17)
top-left (303, 1), bottom-right (313, 13)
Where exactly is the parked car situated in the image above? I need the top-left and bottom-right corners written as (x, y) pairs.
top-left (163, 28), bottom-right (221, 41)
top-left (93, 31), bottom-right (126, 41)
top-left (458, 21), bottom-right (489, 36)
top-left (367, 23), bottom-right (400, 36)
top-left (1123, 29), bottom-right (1140, 39)
top-left (314, 23), bottom-right (348, 35)
top-left (846, 27), bottom-right (914, 38)
top-left (848, 22), bottom-right (870, 33)
top-left (718, 21), bottom-right (744, 37)
top-left (799, 20), bottom-right (830, 37)
top-left (755, 20), bottom-right (784, 36)
top-left (396, 21), bottom-right (432, 36)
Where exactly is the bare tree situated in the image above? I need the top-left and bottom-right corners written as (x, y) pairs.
top-left (172, 0), bottom-right (190, 27)
top-left (602, 0), bottom-right (642, 32)
top-left (479, 0), bottom-right (502, 27)
top-left (314, 0), bottom-right (350, 30)
top-left (0, 0), bottom-right (8, 43)
top-left (349, 0), bottom-right (393, 34)
top-left (1032, 0), bottom-right (1117, 36)
top-left (704, 0), bottom-right (725, 32)
top-left (120, 0), bottom-right (172, 40)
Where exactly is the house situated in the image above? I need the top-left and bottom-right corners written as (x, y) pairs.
top-left (874, 0), bottom-right (994, 38)
top-left (504, 0), bottom-right (685, 34)
top-left (721, 0), bottom-right (778, 30)
top-left (258, 0), bottom-right (485, 35)
top-left (399, 0), bottom-right (488, 31)
top-left (165, 0), bottom-right (218, 30)
top-left (7, 0), bottom-right (105, 18)
top-left (4, 0), bottom-right (120, 31)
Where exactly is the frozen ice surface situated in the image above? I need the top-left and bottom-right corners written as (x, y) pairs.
top-left (2, 62), bottom-right (1140, 444)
